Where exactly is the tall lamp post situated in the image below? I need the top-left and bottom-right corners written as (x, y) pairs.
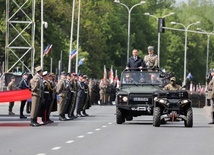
top-left (144, 12), bottom-right (174, 68)
top-left (171, 21), bottom-right (200, 86)
top-left (196, 28), bottom-right (214, 75)
top-left (114, 0), bottom-right (146, 62)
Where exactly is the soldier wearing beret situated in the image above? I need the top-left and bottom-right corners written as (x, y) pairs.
top-left (30, 66), bottom-right (43, 127)
top-left (144, 46), bottom-right (158, 70)
top-left (56, 71), bottom-right (69, 121)
top-left (163, 77), bottom-right (182, 90)
top-left (7, 76), bottom-right (18, 115)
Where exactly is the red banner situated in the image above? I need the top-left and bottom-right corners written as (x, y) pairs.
top-left (0, 89), bottom-right (32, 102)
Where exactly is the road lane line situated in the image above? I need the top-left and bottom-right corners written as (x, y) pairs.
top-left (108, 122), bottom-right (112, 125)
top-left (95, 128), bottom-right (101, 131)
top-left (87, 132), bottom-right (93, 134)
top-left (77, 135), bottom-right (85, 138)
top-left (102, 125), bottom-right (107, 128)
top-left (66, 140), bottom-right (75, 144)
top-left (37, 153), bottom-right (46, 155)
top-left (51, 147), bottom-right (61, 150)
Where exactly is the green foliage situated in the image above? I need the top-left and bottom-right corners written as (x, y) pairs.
top-left (0, 0), bottom-right (213, 85)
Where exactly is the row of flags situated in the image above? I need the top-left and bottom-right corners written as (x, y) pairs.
top-left (43, 45), bottom-right (85, 66)
top-left (103, 65), bottom-right (119, 84)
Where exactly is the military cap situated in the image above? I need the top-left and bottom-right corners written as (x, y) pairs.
top-left (35, 66), bottom-right (43, 72)
top-left (170, 77), bottom-right (176, 81)
top-left (61, 71), bottom-right (66, 76)
top-left (49, 72), bottom-right (56, 77)
top-left (66, 73), bottom-right (71, 77)
top-left (83, 75), bottom-right (87, 78)
top-left (148, 46), bottom-right (154, 50)
top-left (72, 73), bottom-right (77, 76)
top-left (43, 71), bottom-right (49, 76)
top-left (78, 73), bottom-right (83, 77)
top-left (11, 76), bottom-right (15, 79)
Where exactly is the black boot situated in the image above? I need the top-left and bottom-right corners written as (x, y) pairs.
top-left (59, 114), bottom-right (66, 121)
top-left (82, 110), bottom-right (89, 116)
top-left (26, 102), bottom-right (31, 113)
top-left (30, 118), bottom-right (40, 127)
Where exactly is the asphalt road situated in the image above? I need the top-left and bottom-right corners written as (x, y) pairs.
top-left (0, 102), bottom-right (214, 155)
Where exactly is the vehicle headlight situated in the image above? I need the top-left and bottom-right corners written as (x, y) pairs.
top-left (123, 96), bottom-right (128, 102)
top-left (182, 100), bottom-right (189, 104)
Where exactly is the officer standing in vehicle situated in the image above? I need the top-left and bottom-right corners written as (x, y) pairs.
top-left (57, 71), bottom-right (69, 121)
top-left (163, 77), bottom-right (182, 90)
top-left (208, 69), bottom-right (214, 124)
top-left (144, 46), bottom-right (158, 70)
top-left (30, 66), bottom-right (43, 127)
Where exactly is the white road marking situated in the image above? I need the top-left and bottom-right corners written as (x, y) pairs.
top-left (87, 132), bottom-right (93, 134)
top-left (108, 122), bottom-right (112, 125)
top-left (102, 125), bottom-right (107, 128)
top-left (66, 140), bottom-right (75, 144)
top-left (95, 128), bottom-right (101, 131)
top-left (51, 147), bottom-right (61, 150)
top-left (37, 154), bottom-right (46, 155)
top-left (77, 135), bottom-right (85, 138)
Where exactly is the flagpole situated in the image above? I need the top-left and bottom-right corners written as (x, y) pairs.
top-left (75, 0), bottom-right (81, 74)
top-left (40, 0), bottom-right (44, 68)
top-left (50, 57), bottom-right (52, 72)
top-left (68, 0), bottom-right (76, 73)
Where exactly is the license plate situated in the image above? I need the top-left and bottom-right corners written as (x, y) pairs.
top-left (133, 97), bottom-right (149, 101)
top-left (131, 107), bottom-right (147, 111)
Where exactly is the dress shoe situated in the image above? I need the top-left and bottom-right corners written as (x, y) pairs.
top-left (76, 114), bottom-right (82, 117)
top-left (67, 115), bottom-right (74, 120)
top-left (208, 122), bottom-right (214, 124)
top-left (82, 112), bottom-right (89, 116)
top-left (47, 119), bottom-right (54, 123)
top-left (20, 115), bottom-right (27, 119)
top-left (30, 122), bottom-right (40, 127)
top-left (59, 117), bottom-right (67, 121)
top-left (8, 111), bottom-right (15, 115)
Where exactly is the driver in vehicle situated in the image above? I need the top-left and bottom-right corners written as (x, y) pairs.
top-left (163, 77), bottom-right (182, 90)
top-left (150, 73), bottom-right (160, 84)
top-left (124, 73), bottom-right (134, 84)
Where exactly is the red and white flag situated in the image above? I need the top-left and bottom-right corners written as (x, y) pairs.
top-left (109, 65), bottom-right (114, 84)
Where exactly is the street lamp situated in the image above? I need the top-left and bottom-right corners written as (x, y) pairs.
top-left (171, 21), bottom-right (200, 86)
top-left (114, 0), bottom-right (146, 62)
top-left (196, 28), bottom-right (214, 75)
top-left (144, 12), bottom-right (174, 68)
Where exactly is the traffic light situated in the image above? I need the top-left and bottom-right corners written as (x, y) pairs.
top-left (158, 18), bottom-right (165, 33)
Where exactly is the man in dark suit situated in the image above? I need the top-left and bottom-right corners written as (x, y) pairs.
top-left (126, 49), bottom-right (145, 71)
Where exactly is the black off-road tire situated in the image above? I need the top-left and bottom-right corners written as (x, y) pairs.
top-left (153, 107), bottom-right (161, 127)
top-left (184, 107), bottom-right (193, 127)
top-left (116, 108), bottom-right (125, 124)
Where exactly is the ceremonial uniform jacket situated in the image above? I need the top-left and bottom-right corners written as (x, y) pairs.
top-left (208, 78), bottom-right (214, 99)
top-left (144, 54), bottom-right (158, 68)
top-left (30, 74), bottom-right (43, 97)
top-left (43, 80), bottom-right (53, 102)
top-left (57, 78), bottom-right (68, 98)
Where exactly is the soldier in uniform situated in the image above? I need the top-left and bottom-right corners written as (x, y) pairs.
top-left (63, 73), bottom-right (74, 119)
top-left (75, 74), bottom-right (86, 117)
top-left (7, 76), bottom-right (18, 115)
top-left (144, 46), bottom-right (158, 70)
top-left (30, 66), bottom-right (43, 127)
top-left (18, 73), bottom-right (29, 119)
top-left (82, 75), bottom-right (90, 116)
top-left (99, 79), bottom-right (107, 105)
top-left (208, 69), bottom-right (214, 124)
top-left (163, 77), bottom-right (182, 90)
top-left (57, 71), bottom-right (69, 121)
top-left (68, 73), bottom-right (78, 119)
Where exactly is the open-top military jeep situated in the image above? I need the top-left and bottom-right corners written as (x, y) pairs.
top-left (116, 69), bottom-right (164, 124)
top-left (153, 90), bottom-right (193, 127)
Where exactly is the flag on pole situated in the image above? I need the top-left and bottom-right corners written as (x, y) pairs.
top-left (103, 65), bottom-right (107, 84)
top-left (43, 44), bottom-right (53, 56)
top-left (187, 73), bottom-right (193, 80)
top-left (109, 65), bottom-right (114, 84)
top-left (70, 49), bottom-right (77, 59)
top-left (78, 57), bottom-right (85, 66)
top-left (114, 70), bottom-right (119, 81)
top-left (189, 81), bottom-right (193, 93)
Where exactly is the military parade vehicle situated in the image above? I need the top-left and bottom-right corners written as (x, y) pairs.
top-left (115, 69), bottom-right (165, 124)
top-left (153, 90), bottom-right (193, 127)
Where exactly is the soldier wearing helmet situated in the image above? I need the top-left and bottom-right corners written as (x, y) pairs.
top-left (163, 76), bottom-right (182, 90)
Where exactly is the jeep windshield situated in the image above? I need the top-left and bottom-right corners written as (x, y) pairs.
top-left (121, 71), bottom-right (163, 85)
